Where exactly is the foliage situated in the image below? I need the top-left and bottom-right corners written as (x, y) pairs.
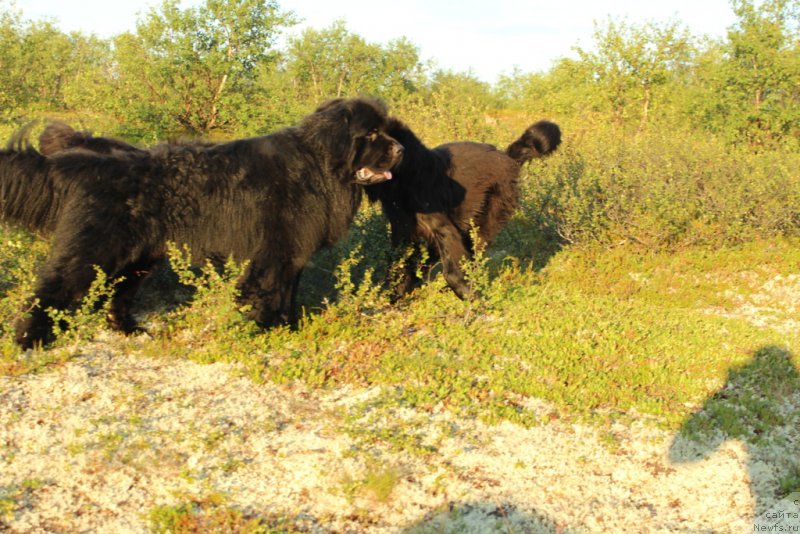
top-left (391, 70), bottom-right (497, 145)
top-left (144, 243), bottom-right (265, 364)
top-left (0, 479), bottom-right (44, 523)
top-left (573, 18), bottom-right (695, 129)
top-left (0, 10), bottom-right (111, 122)
top-left (517, 123), bottom-right (800, 249)
top-left (699, 0), bottom-right (800, 148)
top-left (0, 0), bottom-right (799, 438)
top-left (337, 458), bottom-right (402, 504)
top-left (1, 228), bottom-right (799, 431)
top-left (284, 20), bottom-right (425, 105)
top-left (148, 492), bottom-right (304, 533)
top-left (255, 238), bottom-right (799, 429)
top-left (46, 266), bottom-right (119, 348)
top-left (111, 0), bottom-right (297, 140)
top-left (1, 0), bottom-right (798, 146)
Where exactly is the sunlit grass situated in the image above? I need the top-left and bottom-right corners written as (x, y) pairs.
top-left (2, 207), bottom-right (798, 432)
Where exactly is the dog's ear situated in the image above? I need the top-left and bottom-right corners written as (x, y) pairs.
top-left (39, 121), bottom-right (82, 155)
top-left (308, 99), bottom-right (358, 167)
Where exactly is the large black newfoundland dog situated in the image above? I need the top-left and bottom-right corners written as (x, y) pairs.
top-left (366, 118), bottom-right (561, 299)
top-left (0, 98), bottom-right (403, 348)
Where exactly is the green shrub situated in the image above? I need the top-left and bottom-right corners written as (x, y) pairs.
top-left (144, 243), bottom-right (265, 364)
top-left (46, 266), bottom-right (119, 348)
top-left (148, 493), bottom-right (303, 533)
top-left (519, 125), bottom-right (800, 250)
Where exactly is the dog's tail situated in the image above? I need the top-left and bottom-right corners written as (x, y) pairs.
top-left (0, 129), bottom-right (63, 234)
top-left (39, 121), bottom-right (142, 156)
top-left (505, 120), bottom-right (562, 166)
top-left (38, 121), bottom-right (85, 155)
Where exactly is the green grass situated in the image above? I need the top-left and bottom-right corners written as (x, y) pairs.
top-left (0, 479), bottom-right (45, 523)
top-left (2, 216), bottom-right (798, 435)
top-left (147, 492), bottom-right (306, 533)
top-left (336, 458), bottom-right (403, 505)
top-left (248, 236), bottom-right (799, 431)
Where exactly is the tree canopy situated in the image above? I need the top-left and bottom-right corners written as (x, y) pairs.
top-left (0, 0), bottom-right (797, 148)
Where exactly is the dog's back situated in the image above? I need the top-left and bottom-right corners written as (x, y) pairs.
top-left (441, 120), bottom-right (561, 243)
top-left (434, 141), bottom-right (522, 244)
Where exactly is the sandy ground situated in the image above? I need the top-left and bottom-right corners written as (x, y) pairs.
top-left (1, 275), bottom-right (798, 533)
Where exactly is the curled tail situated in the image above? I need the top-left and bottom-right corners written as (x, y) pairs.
top-left (39, 121), bottom-right (142, 156)
top-left (505, 120), bottom-right (562, 166)
top-left (0, 136), bottom-right (62, 235)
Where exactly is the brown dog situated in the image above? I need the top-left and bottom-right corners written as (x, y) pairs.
top-left (366, 119), bottom-right (561, 298)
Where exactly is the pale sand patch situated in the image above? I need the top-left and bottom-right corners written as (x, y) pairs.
top-left (2, 345), bottom-right (796, 533)
top-left (706, 273), bottom-right (800, 335)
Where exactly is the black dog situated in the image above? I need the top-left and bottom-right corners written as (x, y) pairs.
top-left (0, 98), bottom-right (403, 348)
top-left (366, 119), bottom-right (561, 299)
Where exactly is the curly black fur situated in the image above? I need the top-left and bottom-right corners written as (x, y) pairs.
top-left (0, 98), bottom-right (403, 348)
top-left (366, 119), bottom-right (561, 299)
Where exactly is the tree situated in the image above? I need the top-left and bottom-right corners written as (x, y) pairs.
top-left (709, 0), bottom-right (800, 147)
top-left (0, 8), bottom-right (108, 118)
top-left (112, 0), bottom-right (296, 139)
top-left (284, 20), bottom-right (424, 105)
top-left (395, 70), bottom-right (496, 144)
top-left (573, 18), bottom-right (694, 130)
top-left (0, 7), bottom-right (30, 114)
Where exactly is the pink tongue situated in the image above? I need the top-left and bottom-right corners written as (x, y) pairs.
top-left (383, 171), bottom-right (392, 180)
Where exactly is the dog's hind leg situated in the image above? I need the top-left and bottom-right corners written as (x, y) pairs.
top-left (385, 209), bottom-right (425, 298)
top-left (15, 212), bottom-right (153, 347)
top-left (392, 244), bottom-right (425, 298)
top-left (237, 256), bottom-right (304, 329)
top-left (107, 257), bottom-right (159, 334)
top-left (287, 269), bottom-right (304, 327)
top-left (475, 182), bottom-right (518, 246)
top-left (14, 259), bottom-right (102, 349)
top-left (417, 213), bottom-right (474, 300)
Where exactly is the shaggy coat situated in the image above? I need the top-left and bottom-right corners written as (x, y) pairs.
top-left (0, 98), bottom-right (403, 348)
top-left (366, 119), bottom-right (561, 299)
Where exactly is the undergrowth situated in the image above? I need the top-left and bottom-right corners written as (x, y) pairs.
top-left (1, 120), bottom-right (799, 434)
top-left (148, 492), bottom-right (306, 533)
top-left (1, 214), bottom-right (798, 433)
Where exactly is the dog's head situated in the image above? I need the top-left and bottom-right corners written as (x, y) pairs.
top-left (311, 98), bottom-right (404, 185)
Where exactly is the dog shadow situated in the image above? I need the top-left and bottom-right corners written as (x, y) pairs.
top-left (490, 216), bottom-right (563, 273)
top-left (668, 345), bottom-right (800, 521)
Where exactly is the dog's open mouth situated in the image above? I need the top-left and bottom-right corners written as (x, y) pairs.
top-left (355, 167), bottom-right (393, 185)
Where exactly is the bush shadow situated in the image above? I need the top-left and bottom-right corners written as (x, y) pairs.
top-left (296, 197), bottom-right (564, 317)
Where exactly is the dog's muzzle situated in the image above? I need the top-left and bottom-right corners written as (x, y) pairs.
top-left (354, 168), bottom-right (393, 185)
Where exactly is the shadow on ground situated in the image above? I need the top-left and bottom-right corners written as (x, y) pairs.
top-left (669, 345), bottom-right (800, 523)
